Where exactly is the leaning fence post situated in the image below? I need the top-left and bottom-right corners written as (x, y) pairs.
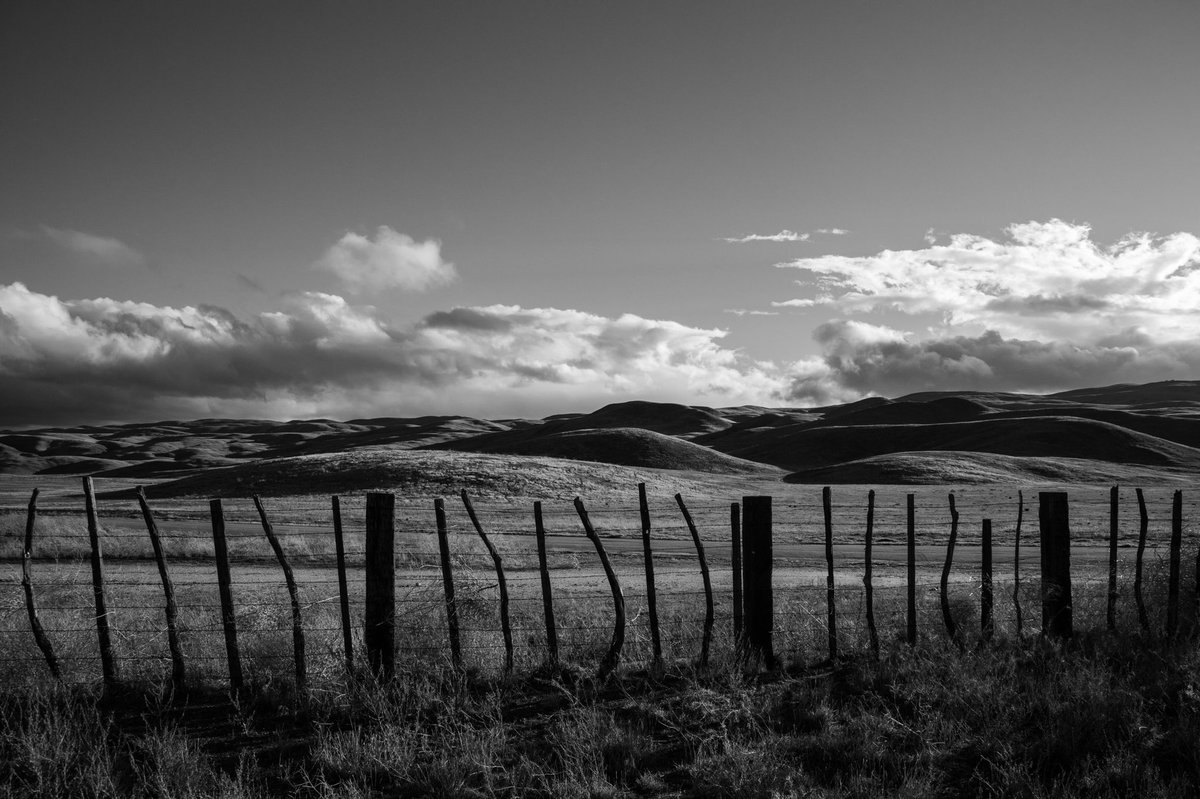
top-left (1167, 489), bottom-right (1183, 641)
top-left (1107, 486), bottom-right (1119, 631)
top-left (742, 496), bottom-right (775, 668)
top-left (533, 502), bottom-right (558, 667)
top-left (136, 487), bottom-right (185, 691)
top-left (638, 483), bottom-right (663, 670)
top-left (940, 492), bottom-right (961, 648)
top-left (575, 497), bottom-right (625, 680)
top-left (981, 518), bottom-right (993, 642)
top-left (434, 498), bottom-right (462, 670)
top-left (731, 502), bottom-right (743, 644)
top-left (822, 487), bottom-right (838, 661)
top-left (209, 499), bottom-right (243, 693)
top-left (1135, 488), bottom-right (1150, 632)
top-left (364, 492), bottom-right (396, 680)
top-left (863, 489), bottom-right (879, 660)
top-left (332, 496), bottom-right (354, 674)
top-left (1013, 490), bottom-right (1024, 637)
top-left (253, 496), bottom-right (306, 692)
top-left (83, 477), bottom-right (118, 686)
top-left (22, 489), bottom-right (60, 680)
top-left (1038, 492), bottom-right (1073, 639)
top-left (676, 493), bottom-right (714, 668)
top-left (462, 491), bottom-right (514, 673)
top-left (907, 494), bottom-right (917, 646)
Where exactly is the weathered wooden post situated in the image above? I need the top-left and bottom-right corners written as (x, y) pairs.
top-left (1107, 486), bottom-right (1119, 631)
top-left (434, 498), bottom-right (462, 670)
top-left (863, 489), bottom-right (879, 659)
top-left (533, 502), bottom-right (558, 667)
top-left (209, 498), bottom-right (243, 692)
top-left (1134, 488), bottom-right (1150, 632)
top-left (22, 489), bottom-right (60, 679)
top-left (731, 502), bottom-right (743, 643)
top-left (462, 491), bottom-right (514, 673)
top-left (331, 496), bottom-right (354, 674)
top-left (907, 494), bottom-right (917, 645)
top-left (638, 483), bottom-right (663, 670)
top-left (981, 518), bottom-right (993, 642)
top-left (364, 492), bottom-right (395, 680)
top-left (676, 493), bottom-right (714, 668)
top-left (136, 488), bottom-right (185, 691)
top-left (741, 496), bottom-right (774, 668)
top-left (253, 496), bottom-right (306, 692)
top-left (822, 487), bottom-right (837, 661)
top-left (1013, 490), bottom-right (1024, 636)
top-left (83, 477), bottom-right (118, 685)
top-left (575, 497), bottom-right (624, 680)
top-left (1038, 492), bottom-right (1073, 639)
top-left (940, 493), bottom-right (960, 647)
top-left (1167, 489), bottom-right (1183, 640)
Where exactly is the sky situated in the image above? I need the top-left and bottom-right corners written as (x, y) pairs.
top-left (2, 1), bottom-right (1200, 426)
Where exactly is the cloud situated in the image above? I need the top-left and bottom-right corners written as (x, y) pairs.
top-left (723, 308), bottom-right (780, 317)
top-left (39, 226), bottom-right (145, 266)
top-left (723, 230), bottom-right (811, 244)
top-left (314, 226), bottom-right (457, 292)
top-left (0, 282), bottom-right (787, 425)
top-left (814, 228), bottom-right (849, 236)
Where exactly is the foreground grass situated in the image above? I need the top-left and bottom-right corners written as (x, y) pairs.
top-left (2, 629), bottom-right (1199, 798)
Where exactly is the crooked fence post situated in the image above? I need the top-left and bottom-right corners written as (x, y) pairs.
top-left (533, 502), bottom-right (558, 667)
top-left (638, 483), bottom-right (663, 671)
top-left (210, 499), bottom-right (243, 693)
top-left (742, 496), bottom-right (774, 668)
top-left (364, 492), bottom-right (395, 680)
top-left (863, 489), bottom-right (879, 660)
top-left (575, 497), bottom-right (624, 680)
top-left (731, 502), bottom-right (743, 644)
top-left (434, 498), bottom-right (462, 671)
top-left (22, 489), bottom-right (60, 680)
top-left (462, 491), bottom-right (514, 673)
top-left (253, 496), bottom-right (306, 693)
top-left (822, 487), bottom-right (838, 661)
top-left (981, 518), bottom-right (993, 642)
top-left (907, 494), bottom-right (917, 646)
top-left (1135, 488), bottom-right (1150, 632)
top-left (1108, 486), bottom-right (1119, 631)
top-left (1013, 490), bottom-right (1024, 637)
top-left (676, 493), bottom-right (714, 668)
top-left (940, 492), bottom-right (961, 648)
top-left (136, 487), bottom-right (185, 692)
top-left (1167, 489), bottom-right (1183, 641)
top-left (1038, 492), bottom-right (1073, 639)
top-left (332, 496), bottom-right (354, 675)
top-left (83, 477), bottom-right (118, 686)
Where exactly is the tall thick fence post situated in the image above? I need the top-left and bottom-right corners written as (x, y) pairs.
top-left (364, 492), bottom-right (396, 680)
top-left (533, 502), bottom-right (558, 667)
top-left (731, 502), bottom-right (743, 644)
top-left (1038, 492), bottom-right (1073, 639)
top-left (209, 499), bottom-right (242, 692)
top-left (575, 497), bottom-right (625, 680)
top-left (22, 489), bottom-right (60, 679)
top-left (638, 483), bottom-right (663, 670)
top-left (1107, 486), bottom-right (1119, 631)
top-left (332, 496), bottom-right (354, 675)
top-left (940, 493), bottom-right (960, 647)
top-left (462, 491), bottom-right (514, 673)
top-left (741, 496), bottom-right (774, 668)
top-left (1013, 490), bottom-right (1024, 637)
top-left (863, 490), bottom-right (879, 659)
top-left (137, 488), bottom-right (185, 691)
top-left (981, 518), bottom-right (993, 642)
top-left (907, 494), bottom-right (917, 646)
top-left (1167, 489), bottom-right (1183, 640)
top-left (822, 487), bottom-right (837, 661)
top-left (254, 496), bottom-right (307, 692)
top-left (434, 498), bottom-right (462, 670)
top-left (1134, 488), bottom-right (1150, 632)
top-left (83, 477), bottom-right (118, 685)
top-left (677, 493), bottom-right (714, 668)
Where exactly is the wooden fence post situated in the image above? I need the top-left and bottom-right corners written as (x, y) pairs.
top-left (1134, 488), bottom-right (1150, 632)
top-left (940, 492), bottom-right (960, 647)
top-left (822, 487), bottom-right (837, 661)
top-left (638, 483), bottom-right (663, 670)
top-left (676, 493), bottom-right (714, 668)
top-left (83, 477), bottom-right (118, 685)
top-left (731, 502), bottom-right (743, 644)
top-left (1167, 489), bottom-right (1183, 640)
top-left (22, 489), bottom-right (60, 680)
top-left (981, 518), bottom-right (993, 642)
top-left (136, 488), bottom-right (185, 691)
top-left (1013, 490), bottom-right (1024, 637)
top-left (1038, 492), bottom-right (1073, 639)
top-left (863, 489), bottom-right (879, 659)
top-left (434, 498), bottom-right (462, 670)
top-left (533, 502), bottom-right (558, 667)
top-left (364, 492), bottom-right (395, 680)
top-left (1107, 486), bottom-right (1119, 631)
top-left (462, 491), bottom-right (514, 673)
top-left (253, 496), bottom-right (306, 692)
top-left (907, 494), bottom-right (917, 646)
top-left (209, 498), bottom-right (242, 693)
top-left (332, 496), bottom-right (354, 674)
top-left (741, 496), bottom-right (774, 668)
top-left (575, 497), bottom-right (625, 680)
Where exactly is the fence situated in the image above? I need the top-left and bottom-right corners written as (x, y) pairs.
top-left (1, 479), bottom-right (1199, 691)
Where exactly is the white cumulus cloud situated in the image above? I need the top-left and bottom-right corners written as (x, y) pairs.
top-left (314, 226), bottom-right (457, 292)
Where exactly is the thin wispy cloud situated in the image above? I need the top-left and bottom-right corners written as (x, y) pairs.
top-left (723, 308), bottom-right (780, 317)
top-left (723, 227), bottom-right (849, 244)
top-left (38, 225), bottom-right (145, 266)
top-left (314, 226), bottom-right (457, 293)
